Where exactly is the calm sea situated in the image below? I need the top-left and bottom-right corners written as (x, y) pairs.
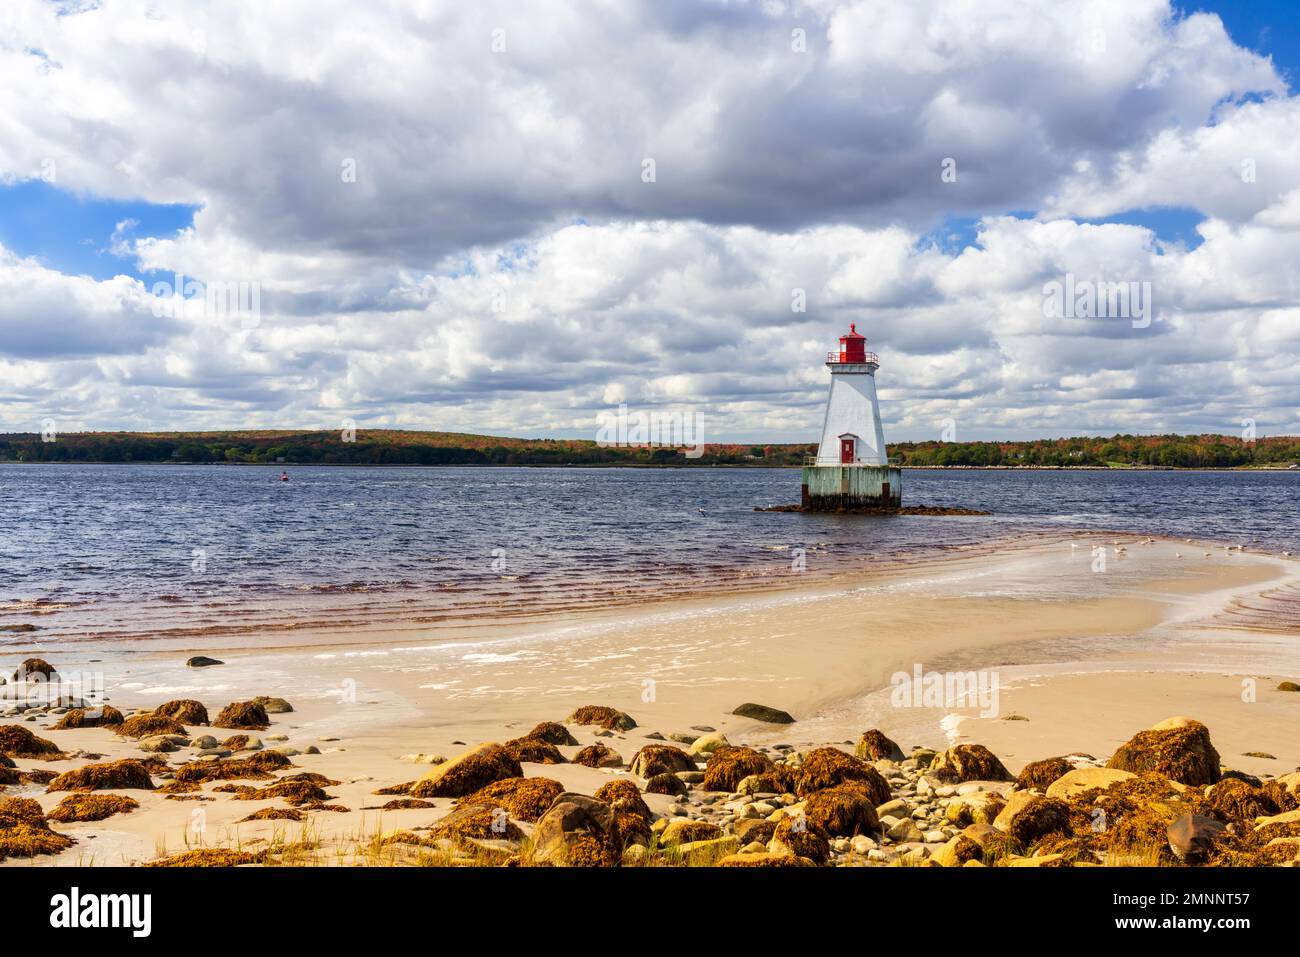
top-left (1, 464), bottom-right (1296, 644)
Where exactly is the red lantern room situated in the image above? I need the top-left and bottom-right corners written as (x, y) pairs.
top-left (826, 323), bottom-right (878, 365)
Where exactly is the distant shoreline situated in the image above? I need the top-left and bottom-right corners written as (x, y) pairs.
top-left (1, 460), bottom-right (1296, 472)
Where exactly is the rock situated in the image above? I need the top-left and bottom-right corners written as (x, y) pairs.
top-left (572, 743), bottom-right (623, 769)
top-left (399, 753), bottom-right (445, 765)
top-left (502, 736), bottom-right (567, 765)
top-left (851, 835), bottom-right (876, 854)
top-left (212, 701), bottom-right (270, 731)
top-left (1253, 808), bottom-right (1300, 830)
top-left (676, 836), bottom-right (739, 864)
top-left (667, 732), bottom-right (696, 745)
top-left (185, 656), bottom-right (224, 668)
top-left (1167, 813), bottom-right (1226, 864)
top-left (629, 744), bottom-right (696, 778)
top-left (731, 702), bottom-right (795, 724)
top-left (1006, 796), bottom-right (1072, 846)
top-left (459, 777), bottom-right (565, 823)
top-left (876, 798), bottom-right (907, 817)
top-left (429, 803), bottom-right (523, 842)
top-left (803, 784), bottom-right (880, 836)
top-left (409, 742), bottom-right (523, 798)
top-left (11, 658), bottom-right (58, 682)
top-left (1016, 756), bottom-right (1074, 791)
top-left (936, 823), bottom-right (1014, 866)
top-left (887, 818), bottom-right (924, 843)
top-left (795, 748), bottom-right (890, 804)
top-left (1278, 681), bottom-right (1300, 692)
top-left (622, 844), bottom-right (649, 865)
top-left (0, 797), bottom-right (76, 858)
top-left (138, 736), bottom-right (180, 753)
top-left (687, 731), bottom-right (730, 756)
top-left (153, 699), bottom-right (210, 725)
top-left (1045, 767), bottom-right (1136, 800)
top-left (593, 779), bottom-right (653, 824)
top-left (117, 714), bottom-right (188, 739)
top-left (929, 744), bottom-right (1014, 784)
top-left (250, 696), bottom-right (294, 714)
top-left (190, 735), bottom-right (218, 750)
top-left (854, 729), bottom-right (905, 762)
top-left (51, 705), bottom-right (124, 730)
top-left (0, 724), bottom-right (64, 758)
top-left (661, 819), bottom-right (724, 845)
top-left (734, 818), bottom-right (778, 844)
top-left (944, 791), bottom-right (1006, 827)
top-left (1107, 718), bottom-right (1221, 786)
top-left (769, 817), bottom-right (830, 863)
top-left (525, 721), bottom-right (579, 746)
top-left (565, 705), bottom-right (636, 731)
top-left (532, 792), bottom-right (623, 866)
top-left (645, 772), bottom-right (689, 797)
top-left (1006, 853), bottom-right (1068, 867)
top-left (701, 746), bottom-right (775, 792)
top-left (911, 748), bottom-right (937, 768)
top-left (992, 790), bottom-right (1037, 830)
top-left (1204, 778), bottom-right (1280, 822)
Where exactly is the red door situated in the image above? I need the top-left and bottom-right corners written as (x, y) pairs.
top-left (840, 438), bottom-right (854, 464)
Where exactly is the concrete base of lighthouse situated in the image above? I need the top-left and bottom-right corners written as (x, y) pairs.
top-left (801, 465), bottom-right (902, 511)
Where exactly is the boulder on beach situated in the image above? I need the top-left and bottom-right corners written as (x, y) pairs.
top-left (936, 823), bottom-right (1015, 867)
top-left (572, 743), bottom-right (623, 769)
top-left (0, 797), bottom-right (76, 860)
top-left (565, 705), bottom-right (636, 731)
top-left (502, 736), bottom-right (567, 765)
top-left (769, 816), bottom-right (830, 864)
top-left (526, 721), bottom-right (579, 746)
top-left (47, 759), bottom-right (155, 792)
top-left (1045, 767), bottom-right (1136, 800)
top-left (460, 777), bottom-right (564, 823)
top-left (700, 746), bottom-right (774, 792)
top-left (687, 731), bottom-right (730, 756)
top-left (153, 699), bottom-right (210, 725)
top-left (213, 700), bottom-right (271, 731)
top-left (409, 742), bottom-right (522, 798)
top-left (185, 656), bottom-right (223, 668)
top-left (593, 778), bottom-right (653, 823)
top-left (1016, 756), bottom-right (1074, 791)
top-left (629, 744), bottom-right (696, 778)
top-left (531, 792), bottom-right (623, 866)
top-left (251, 696), bottom-right (294, 714)
top-left (731, 702), bottom-right (795, 724)
top-left (1106, 718), bottom-right (1221, 786)
top-left (1168, 813), bottom-right (1226, 864)
top-left (1204, 778), bottom-right (1281, 822)
top-left (51, 705), bottom-right (124, 730)
top-left (429, 802), bottom-right (523, 842)
top-left (929, 744), bottom-right (1014, 784)
top-left (804, 783), bottom-right (880, 836)
top-left (645, 772), bottom-right (689, 796)
top-left (11, 658), bottom-right (58, 682)
top-left (854, 729), bottom-right (905, 762)
top-left (660, 818), bottom-right (723, 845)
top-left (719, 851), bottom-right (815, 867)
top-left (795, 748), bottom-right (891, 804)
top-left (946, 790), bottom-right (1007, 827)
top-left (0, 725), bottom-right (64, 759)
top-left (117, 714), bottom-right (188, 739)
top-left (1006, 796), bottom-right (1072, 847)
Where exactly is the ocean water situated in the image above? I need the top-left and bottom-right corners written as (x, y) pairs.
top-left (1, 464), bottom-right (1296, 644)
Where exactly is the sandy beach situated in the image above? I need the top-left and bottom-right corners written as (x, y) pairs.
top-left (3, 532), bottom-right (1297, 867)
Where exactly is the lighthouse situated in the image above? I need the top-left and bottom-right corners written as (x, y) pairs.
top-left (801, 324), bottom-right (902, 510)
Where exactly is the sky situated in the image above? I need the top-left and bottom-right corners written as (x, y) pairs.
top-left (2, 1), bottom-right (1299, 444)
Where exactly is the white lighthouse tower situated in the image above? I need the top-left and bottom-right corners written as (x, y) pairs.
top-left (802, 324), bottom-right (901, 510)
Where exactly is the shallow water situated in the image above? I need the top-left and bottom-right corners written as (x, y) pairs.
top-left (1, 464), bottom-right (1296, 643)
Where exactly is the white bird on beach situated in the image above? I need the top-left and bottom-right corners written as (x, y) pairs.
top-left (1175, 552), bottom-right (1182, 558)
top-left (696, 507), bottom-right (706, 517)
top-left (1204, 552), bottom-right (1211, 557)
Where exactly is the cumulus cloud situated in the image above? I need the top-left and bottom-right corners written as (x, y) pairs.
top-left (0, 0), bottom-right (1297, 439)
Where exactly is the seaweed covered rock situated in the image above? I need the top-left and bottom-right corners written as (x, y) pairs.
top-left (769, 817), bottom-right (830, 863)
top-left (51, 705), bottom-right (124, 730)
top-left (803, 783), bottom-right (880, 836)
top-left (502, 736), bottom-right (567, 765)
top-left (660, 819), bottom-right (724, 845)
top-left (946, 791), bottom-right (1007, 827)
top-left (1106, 718), bottom-right (1221, 786)
top-left (526, 721), bottom-right (579, 747)
top-left (460, 777), bottom-right (564, 822)
top-left (45, 793), bottom-right (139, 823)
top-left (409, 742), bottom-right (522, 799)
top-left (566, 705), bottom-right (636, 732)
top-left (572, 743), bottom-right (623, 769)
top-left (239, 807), bottom-right (304, 823)
top-left (0, 725), bottom-right (64, 759)
top-left (937, 823), bottom-right (1016, 866)
top-left (213, 700), bottom-right (270, 730)
top-left (628, 744), bottom-right (696, 778)
top-left (147, 848), bottom-right (264, 867)
top-left (1066, 772), bottom-right (1206, 860)
top-left (11, 658), bottom-right (57, 682)
top-left (1045, 767), bottom-right (1135, 800)
top-left (593, 778), bottom-right (653, 822)
top-left (430, 802), bottom-right (523, 842)
top-left (1204, 778), bottom-right (1281, 823)
top-left (153, 699), bottom-right (210, 725)
top-left (117, 714), bottom-right (187, 739)
top-left (47, 759), bottom-right (155, 792)
top-left (1006, 796), bottom-right (1072, 847)
top-left (854, 729), bottom-right (905, 762)
top-left (719, 851), bottom-right (815, 867)
top-left (795, 748), bottom-right (891, 804)
top-left (532, 792), bottom-right (623, 866)
top-left (1016, 756), bottom-right (1074, 791)
top-left (701, 746), bottom-right (773, 792)
top-left (174, 752), bottom-right (292, 783)
top-left (731, 702), bottom-right (795, 724)
top-left (736, 768), bottom-right (799, 795)
top-left (645, 772), bottom-right (689, 797)
top-left (231, 779), bottom-right (331, 806)
top-left (0, 797), bottom-right (75, 860)
top-left (929, 744), bottom-right (1014, 784)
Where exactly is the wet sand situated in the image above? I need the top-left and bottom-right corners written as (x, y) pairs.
top-left (2, 535), bottom-right (1297, 865)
